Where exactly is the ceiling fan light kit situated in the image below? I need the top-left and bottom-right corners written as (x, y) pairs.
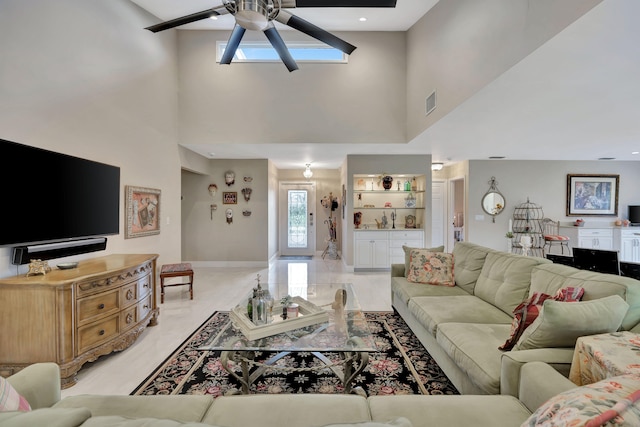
top-left (145, 0), bottom-right (396, 72)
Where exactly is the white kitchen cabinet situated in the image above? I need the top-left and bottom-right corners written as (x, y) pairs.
top-left (621, 229), bottom-right (640, 262)
top-left (389, 230), bottom-right (424, 265)
top-left (577, 228), bottom-right (614, 250)
top-left (354, 231), bottom-right (389, 270)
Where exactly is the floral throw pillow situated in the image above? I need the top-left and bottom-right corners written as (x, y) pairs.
top-left (407, 250), bottom-right (454, 286)
top-left (0, 377), bottom-right (31, 412)
top-left (522, 374), bottom-right (640, 427)
top-left (499, 287), bottom-right (584, 351)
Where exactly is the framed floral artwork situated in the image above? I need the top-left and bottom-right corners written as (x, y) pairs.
top-left (566, 174), bottom-right (619, 216)
top-left (125, 186), bottom-right (161, 238)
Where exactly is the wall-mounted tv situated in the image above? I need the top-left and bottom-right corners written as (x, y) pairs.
top-left (0, 138), bottom-right (120, 248)
top-left (629, 205), bottom-right (640, 226)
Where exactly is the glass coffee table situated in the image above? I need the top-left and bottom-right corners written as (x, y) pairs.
top-left (198, 283), bottom-right (376, 395)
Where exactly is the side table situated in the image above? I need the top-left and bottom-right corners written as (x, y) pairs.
top-left (160, 263), bottom-right (194, 303)
top-left (570, 331), bottom-right (640, 386)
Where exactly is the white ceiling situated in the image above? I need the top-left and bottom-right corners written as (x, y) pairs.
top-left (129, 0), bottom-right (439, 31)
top-left (132, 0), bottom-right (640, 169)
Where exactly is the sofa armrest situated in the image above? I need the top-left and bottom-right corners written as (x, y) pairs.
top-left (518, 362), bottom-right (576, 413)
top-left (7, 363), bottom-right (61, 409)
top-left (500, 348), bottom-right (575, 398)
top-left (391, 264), bottom-right (405, 278)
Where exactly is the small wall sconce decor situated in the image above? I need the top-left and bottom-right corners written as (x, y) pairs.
top-left (241, 187), bottom-right (252, 202)
top-left (208, 183), bottom-right (218, 197)
top-left (303, 163), bottom-right (313, 180)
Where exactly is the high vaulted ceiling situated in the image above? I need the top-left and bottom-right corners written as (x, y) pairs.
top-left (132, 0), bottom-right (640, 169)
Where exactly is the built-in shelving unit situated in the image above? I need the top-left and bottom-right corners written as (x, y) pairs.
top-left (352, 174), bottom-right (426, 270)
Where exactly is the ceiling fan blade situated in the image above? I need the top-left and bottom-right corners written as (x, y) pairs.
top-left (263, 25), bottom-right (299, 72)
top-left (145, 6), bottom-right (228, 33)
top-left (275, 11), bottom-right (356, 55)
top-left (220, 25), bottom-right (247, 65)
top-left (293, 0), bottom-right (396, 7)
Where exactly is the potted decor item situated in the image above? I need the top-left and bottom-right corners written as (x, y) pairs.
top-left (382, 175), bottom-right (393, 190)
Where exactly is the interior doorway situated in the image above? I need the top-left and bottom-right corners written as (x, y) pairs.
top-left (279, 182), bottom-right (316, 257)
top-left (432, 180), bottom-right (446, 247)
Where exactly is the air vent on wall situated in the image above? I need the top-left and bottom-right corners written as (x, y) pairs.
top-left (425, 91), bottom-right (436, 116)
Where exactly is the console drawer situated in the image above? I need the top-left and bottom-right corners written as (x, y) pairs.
top-left (77, 315), bottom-right (119, 354)
top-left (77, 290), bottom-right (119, 325)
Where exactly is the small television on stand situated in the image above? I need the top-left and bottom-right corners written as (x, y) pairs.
top-left (629, 205), bottom-right (640, 226)
top-left (572, 247), bottom-right (621, 275)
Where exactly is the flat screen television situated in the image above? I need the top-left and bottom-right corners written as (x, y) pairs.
top-left (0, 138), bottom-right (120, 249)
top-left (629, 205), bottom-right (640, 226)
top-left (572, 247), bottom-right (621, 275)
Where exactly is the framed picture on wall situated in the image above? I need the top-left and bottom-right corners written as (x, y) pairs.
top-left (566, 174), bottom-right (619, 216)
top-left (125, 186), bottom-right (161, 238)
top-left (223, 192), bottom-right (237, 204)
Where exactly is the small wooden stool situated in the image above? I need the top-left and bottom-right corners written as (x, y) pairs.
top-left (160, 263), bottom-right (194, 303)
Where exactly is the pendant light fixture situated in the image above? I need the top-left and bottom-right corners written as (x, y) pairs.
top-left (303, 163), bottom-right (313, 180)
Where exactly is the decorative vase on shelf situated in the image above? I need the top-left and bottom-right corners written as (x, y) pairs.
top-left (382, 176), bottom-right (393, 190)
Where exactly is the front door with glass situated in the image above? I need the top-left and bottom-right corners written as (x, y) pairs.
top-left (279, 182), bottom-right (316, 256)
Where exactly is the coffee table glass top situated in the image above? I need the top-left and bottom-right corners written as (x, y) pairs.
top-left (199, 283), bottom-right (376, 352)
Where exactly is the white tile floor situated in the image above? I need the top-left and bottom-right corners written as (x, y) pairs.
top-left (61, 257), bottom-right (391, 397)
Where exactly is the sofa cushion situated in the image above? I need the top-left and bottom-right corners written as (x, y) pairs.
top-left (499, 287), bottom-right (585, 351)
top-left (522, 374), bottom-right (640, 427)
top-left (203, 394), bottom-right (372, 427)
top-left (80, 416), bottom-right (216, 427)
top-left (513, 295), bottom-right (629, 351)
top-left (451, 242), bottom-right (495, 294)
top-left (391, 276), bottom-right (470, 305)
top-left (323, 419), bottom-right (412, 427)
top-left (408, 296), bottom-right (512, 336)
top-left (0, 407), bottom-right (91, 427)
top-left (402, 245), bottom-right (444, 278)
top-left (54, 395), bottom-right (214, 424)
top-left (436, 322), bottom-right (513, 394)
top-left (530, 264), bottom-right (640, 330)
top-left (407, 250), bottom-right (454, 286)
top-left (474, 253), bottom-right (550, 316)
top-left (0, 377), bottom-right (30, 412)
top-left (369, 395), bottom-right (531, 427)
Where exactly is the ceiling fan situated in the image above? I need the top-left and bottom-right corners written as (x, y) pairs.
top-left (145, 0), bottom-right (397, 72)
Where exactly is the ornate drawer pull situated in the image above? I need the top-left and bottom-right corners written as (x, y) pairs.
top-left (99, 329), bottom-right (105, 336)
top-left (126, 313), bottom-right (133, 324)
top-left (98, 303), bottom-right (105, 309)
top-left (126, 289), bottom-right (134, 300)
top-left (143, 304), bottom-right (149, 309)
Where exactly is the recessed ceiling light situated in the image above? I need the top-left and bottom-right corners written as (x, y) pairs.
top-left (210, 16), bottom-right (218, 20)
top-left (359, 17), bottom-right (367, 22)
top-left (488, 156), bottom-right (505, 159)
top-left (632, 151), bottom-right (639, 155)
top-left (208, 152), bottom-right (216, 157)
top-left (598, 157), bottom-right (615, 160)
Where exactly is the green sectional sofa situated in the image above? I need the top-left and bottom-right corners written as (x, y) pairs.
top-left (0, 361), bottom-right (580, 427)
top-left (391, 242), bottom-right (640, 396)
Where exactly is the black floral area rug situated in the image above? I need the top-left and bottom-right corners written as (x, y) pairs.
top-left (131, 311), bottom-right (459, 397)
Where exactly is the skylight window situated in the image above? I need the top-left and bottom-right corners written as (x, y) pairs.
top-left (216, 41), bottom-right (348, 63)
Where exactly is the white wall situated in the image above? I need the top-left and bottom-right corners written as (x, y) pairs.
top-left (0, 0), bottom-right (181, 278)
top-left (405, 0), bottom-right (602, 141)
top-left (181, 159), bottom-right (270, 265)
top-left (177, 30), bottom-right (406, 145)
top-left (467, 160), bottom-right (640, 250)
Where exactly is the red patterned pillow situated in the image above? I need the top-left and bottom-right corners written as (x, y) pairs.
top-left (499, 286), bottom-right (585, 351)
